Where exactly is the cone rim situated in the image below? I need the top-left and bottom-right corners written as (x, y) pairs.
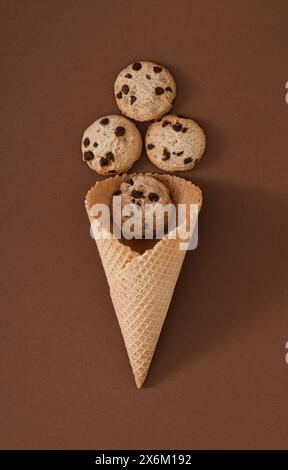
top-left (85, 172), bottom-right (202, 260)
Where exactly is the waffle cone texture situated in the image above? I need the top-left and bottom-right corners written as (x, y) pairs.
top-left (85, 173), bottom-right (202, 388)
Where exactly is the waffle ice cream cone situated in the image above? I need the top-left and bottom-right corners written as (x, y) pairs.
top-left (85, 173), bottom-right (202, 388)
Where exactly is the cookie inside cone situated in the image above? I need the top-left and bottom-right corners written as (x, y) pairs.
top-left (86, 172), bottom-right (202, 256)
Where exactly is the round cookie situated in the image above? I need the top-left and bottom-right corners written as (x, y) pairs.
top-left (145, 114), bottom-right (206, 171)
top-left (114, 61), bottom-right (176, 122)
top-left (81, 115), bottom-right (142, 175)
top-left (112, 175), bottom-right (173, 237)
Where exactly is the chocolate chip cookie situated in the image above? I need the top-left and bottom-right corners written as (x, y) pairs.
top-left (112, 175), bottom-right (173, 237)
top-left (145, 114), bottom-right (206, 171)
top-left (81, 115), bottom-right (142, 175)
top-left (114, 61), bottom-right (176, 122)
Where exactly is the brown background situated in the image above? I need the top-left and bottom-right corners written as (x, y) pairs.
top-left (1, 0), bottom-right (288, 450)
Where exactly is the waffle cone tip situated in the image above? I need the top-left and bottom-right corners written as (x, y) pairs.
top-left (134, 374), bottom-right (146, 389)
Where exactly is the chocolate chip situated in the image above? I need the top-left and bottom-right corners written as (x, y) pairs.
top-left (130, 95), bottom-right (137, 105)
top-left (132, 62), bottom-right (142, 71)
top-left (162, 155), bottom-right (170, 161)
top-left (163, 148), bottom-right (171, 158)
top-left (153, 66), bottom-right (162, 73)
top-left (147, 143), bottom-right (155, 150)
top-left (100, 118), bottom-right (109, 125)
top-left (148, 192), bottom-right (159, 202)
top-left (106, 151), bottom-right (114, 162)
top-left (115, 126), bottom-right (125, 137)
top-left (83, 151), bottom-right (94, 161)
top-left (131, 199), bottom-right (135, 204)
top-left (172, 123), bottom-right (182, 132)
top-left (114, 190), bottom-right (122, 195)
top-left (175, 151), bottom-right (184, 156)
top-left (162, 120), bottom-right (170, 127)
top-left (122, 84), bottom-right (129, 94)
top-left (182, 127), bottom-right (188, 133)
top-left (165, 86), bottom-right (172, 93)
top-left (125, 73), bottom-right (132, 78)
top-left (146, 74), bottom-right (151, 80)
top-left (155, 87), bottom-right (164, 95)
top-left (136, 201), bottom-right (141, 207)
top-left (99, 153), bottom-right (113, 167)
top-left (184, 157), bottom-right (192, 164)
top-left (131, 189), bottom-right (144, 199)
top-left (116, 91), bottom-right (123, 99)
top-left (127, 178), bottom-right (134, 185)
top-left (93, 142), bottom-right (98, 148)
top-left (100, 157), bottom-right (108, 167)
top-left (83, 137), bottom-right (90, 147)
